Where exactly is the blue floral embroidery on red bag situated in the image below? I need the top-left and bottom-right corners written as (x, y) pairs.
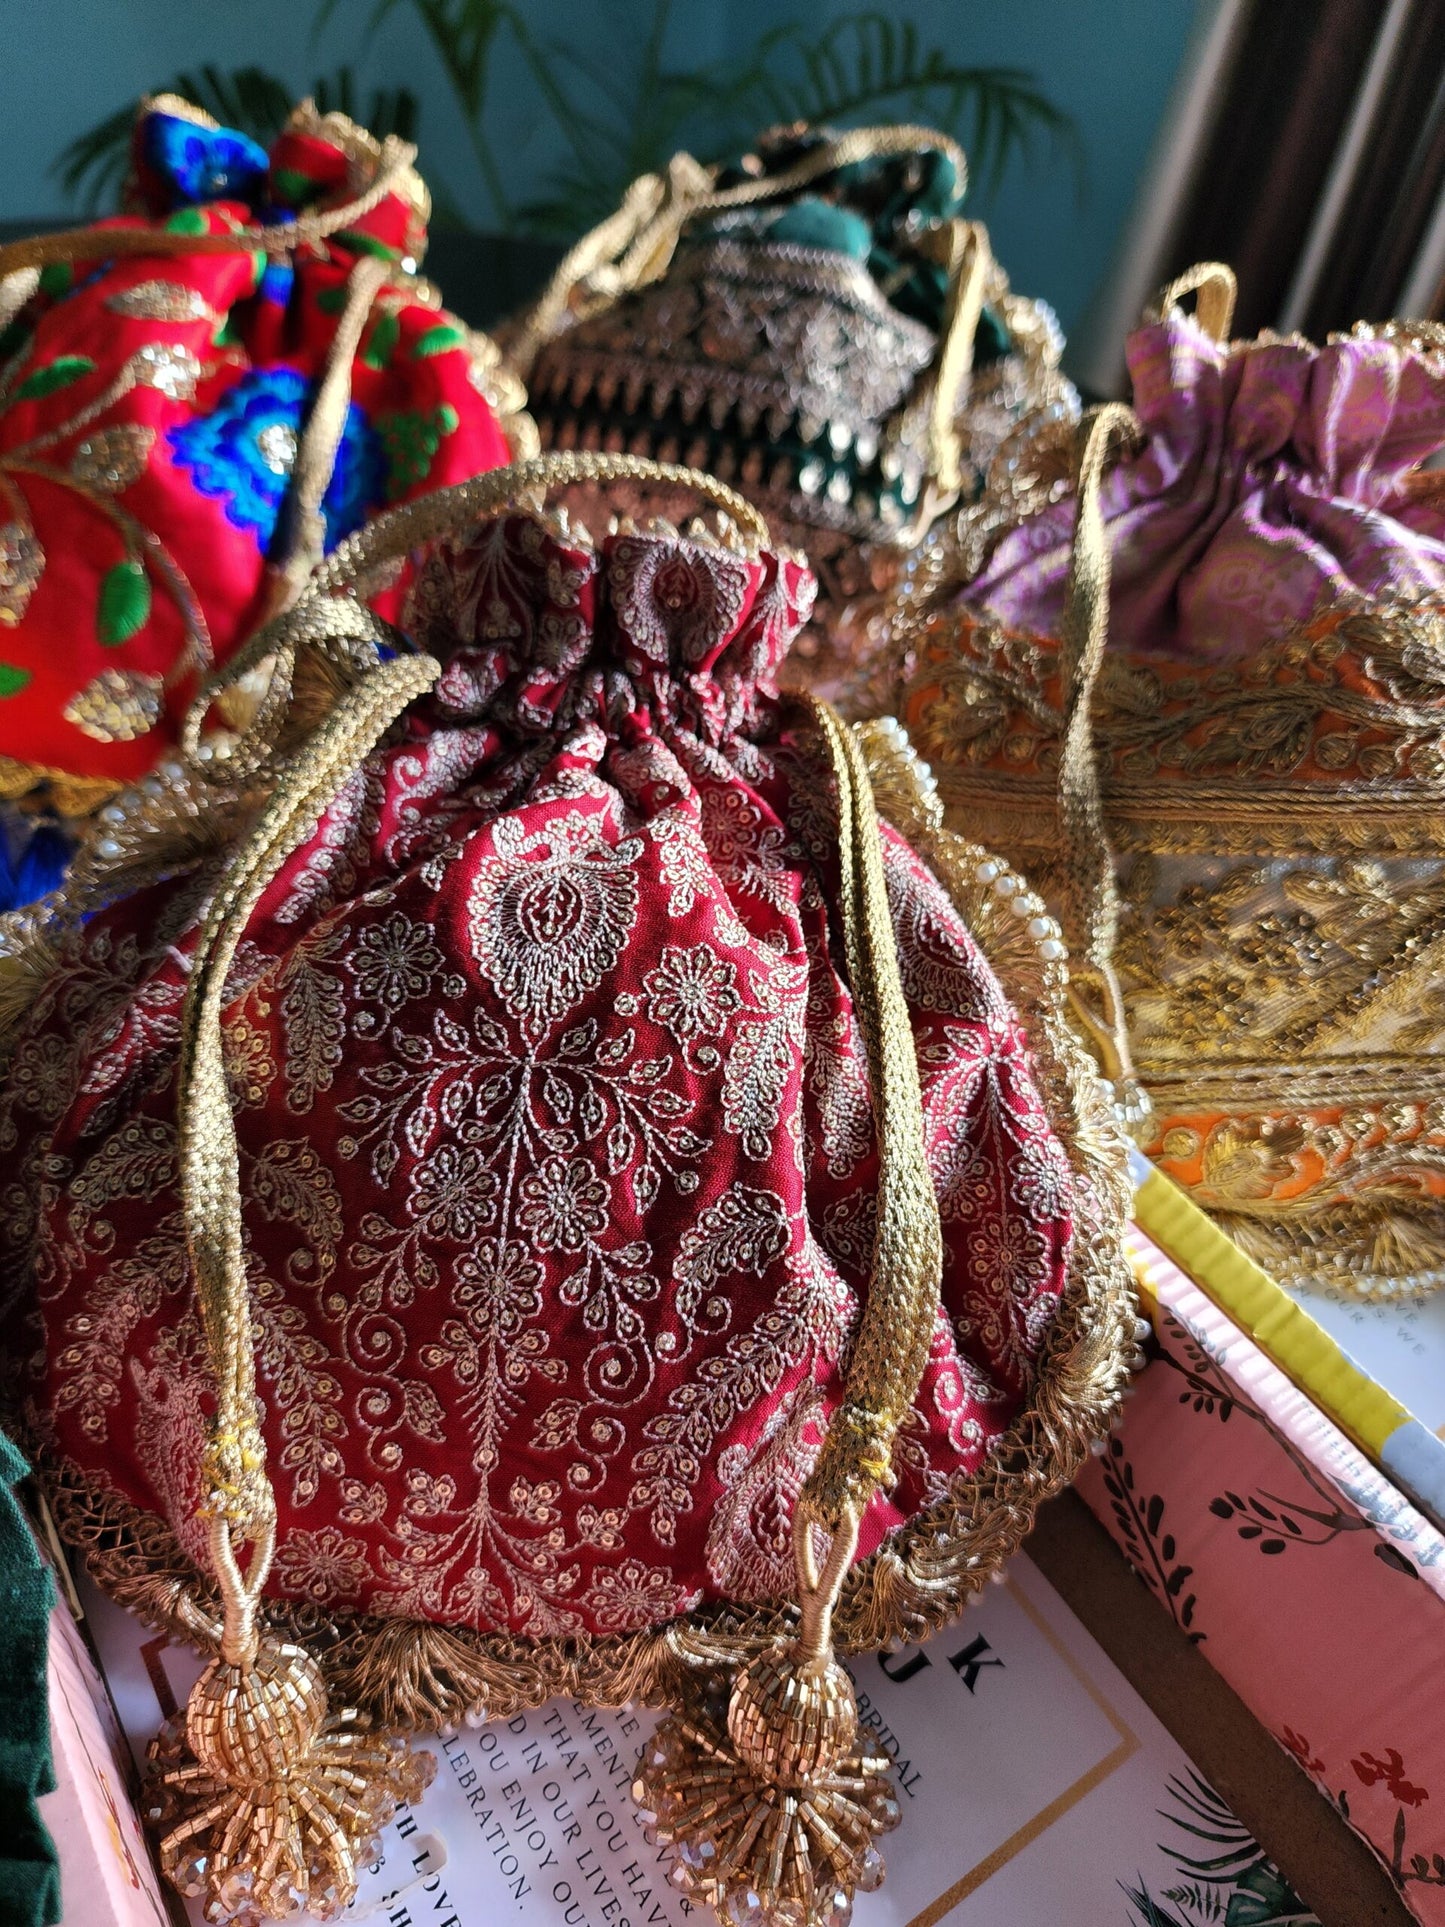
top-left (168, 366), bottom-right (384, 551)
top-left (140, 110), bottom-right (269, 207)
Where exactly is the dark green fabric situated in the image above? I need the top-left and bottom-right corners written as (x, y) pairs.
top-left (0, 1432), bottom-right (60, 1927)
top-left (767, 198), bottom-right (872, 260)
top-left (711, 126), bottom-right (1010, 351)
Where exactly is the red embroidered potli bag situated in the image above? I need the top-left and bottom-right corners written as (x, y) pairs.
top-left (0, 92), bottom-right (529, 818)
top-left (0, 453), bottom-right (1135, 1927)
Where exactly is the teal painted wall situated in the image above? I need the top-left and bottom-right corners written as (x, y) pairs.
top-left (0, 0), bottom-right (1198, 337)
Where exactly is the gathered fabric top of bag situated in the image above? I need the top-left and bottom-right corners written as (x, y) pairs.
top-left (964, 280), bottom-right (1445, 661)
top-left (0, 94), bottom-right (528, 803)
top-left (0, 482), bottom-right (1081, 1645)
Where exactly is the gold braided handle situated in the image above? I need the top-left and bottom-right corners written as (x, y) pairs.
top-left (173, 454), bottom-right (943, 1659)
top-left (0, 134), bottom-right (419, 284)
top-left (1057, 404), bottom-right (1151, 1134)
top-left (1146, 261), bottom-right (1237, 341)
top-left (923, 219), bottom-right (993, 506)
top-left (796, 697), bottom-right (943, 1538)
top-left (180, 643), bottom-right (437, 1655)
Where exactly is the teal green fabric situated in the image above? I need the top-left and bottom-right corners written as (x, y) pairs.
top-left (711, 129), bottom-right (1010, 357)
top-left (767, 198), bottom-right (872, 260)
top-left (0, 1433), bottom-right (60, 1927)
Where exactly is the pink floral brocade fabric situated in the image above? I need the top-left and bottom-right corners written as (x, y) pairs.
top-left (969, 313), bottom-right (1445, 658)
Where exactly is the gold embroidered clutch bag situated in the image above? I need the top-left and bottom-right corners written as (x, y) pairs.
top-left (902, 267), bottom-right (1445, 1299)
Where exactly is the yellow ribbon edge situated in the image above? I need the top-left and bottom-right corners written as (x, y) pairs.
top-left (1133, 1165), bottom-right (1410, 1460)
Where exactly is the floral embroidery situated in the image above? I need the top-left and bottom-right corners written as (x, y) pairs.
top-left (168, 366), bottom-right (383, 550)
top-left (347, 911), bottom-right (449, 1016)
top-left (518, 1156), bottom-right (610, 1254)
top-left (272, 1524), bottom-right (372, 1603)
top-left (467, 810), bottom-right (642, 1030)
top-left (609, 533), bottom-right (752, 666)
top-left (643, 944), bottom-right (741, 1051)
top-left (3, 519), bottom-right (1073, 1640)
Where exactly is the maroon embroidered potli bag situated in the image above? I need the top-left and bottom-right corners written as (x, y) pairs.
top-left (0, 453), bottom-right (1133, 1927)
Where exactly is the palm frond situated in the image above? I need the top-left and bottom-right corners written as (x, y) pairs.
top-left (723, 14), bottom-right (1079, 198)
top-left (514, 1), bottom-right (1075, 241)
top-left (52, 101), bottom-right (137, 210)
top-left (324, 0), bottom-right (515, 223)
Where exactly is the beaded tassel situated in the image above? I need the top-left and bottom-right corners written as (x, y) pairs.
top-left (634, 1506), bottom-right (900, 1927)
top-left (146, 1641), bottom-right (435, 1924)
top-left (633, 1649), bottom-right (898, 1927)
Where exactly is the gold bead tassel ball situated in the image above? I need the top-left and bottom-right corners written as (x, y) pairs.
top-left (633, 1642), bottom-right (900, 1927)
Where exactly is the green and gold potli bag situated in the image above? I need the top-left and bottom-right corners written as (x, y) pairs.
top-left (507, 123), bottom-right (1077, 714)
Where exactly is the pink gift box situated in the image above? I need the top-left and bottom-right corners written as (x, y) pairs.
top-left (1080, 1219), bottom-right (1445, 1923)
top-left (39, 1588), bottom-right (175, 1927)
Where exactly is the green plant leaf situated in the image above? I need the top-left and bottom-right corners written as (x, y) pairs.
top-left (413, 322), bottom-right (467, 357)
top-left (15, 355), bottom-right (96, 402)
top-left (0, 663), bottom-right (32, 698)
top-left (514, 3), bottom-right (1079, 238)
top-left (97, 560), bottom-right (151, 645)
top-left (362, 311), bottom-right (402, 369)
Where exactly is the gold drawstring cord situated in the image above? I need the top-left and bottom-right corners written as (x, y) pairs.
top-left (792, 695), bottom-right (943, 1556)
top-left (911, 216), bottom-right (993, 523)
top-left (1145, 260), bottom-right (1237, 339)
top-left (0, 134), bottom-right (419, 283)
top-left (178, 632), bottom-right (439, 1649)
top-left (268, 252), bottom-right (390, 604)
top-left (1057, 402), bottom-right (1151, 1134)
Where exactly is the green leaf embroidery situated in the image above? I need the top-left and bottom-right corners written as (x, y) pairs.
top-left (38, 262), bottom-right (72, 300)
top-left (377, 403), bottom-right (460, 499)
top-left (413, 322), bottom-right (467, 358)
top-left (362, 311), bottom-right (401, 371)
top-left (96, 560), bottom-right (151, 645)
top-left (0, 662), bottom-right (31, 697)
top-left (15, 355), bottom-right (96, 402)
top-left (333, 229), bottom-right (400, 263)
top-left (164, 206), bottom-right (210, 236)
top-left (315, 283), bottom-right (349, 316)
top-left (269, 166), bottom-right (314, 206)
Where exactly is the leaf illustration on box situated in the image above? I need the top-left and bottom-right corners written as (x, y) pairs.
top-left (1122, 1770), bottom-right (1320, 1925)
top-left (1154, 1306), bottom-right (1432, 1572)
top-left (1098, 1436), bottom-right (1203, 1642)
